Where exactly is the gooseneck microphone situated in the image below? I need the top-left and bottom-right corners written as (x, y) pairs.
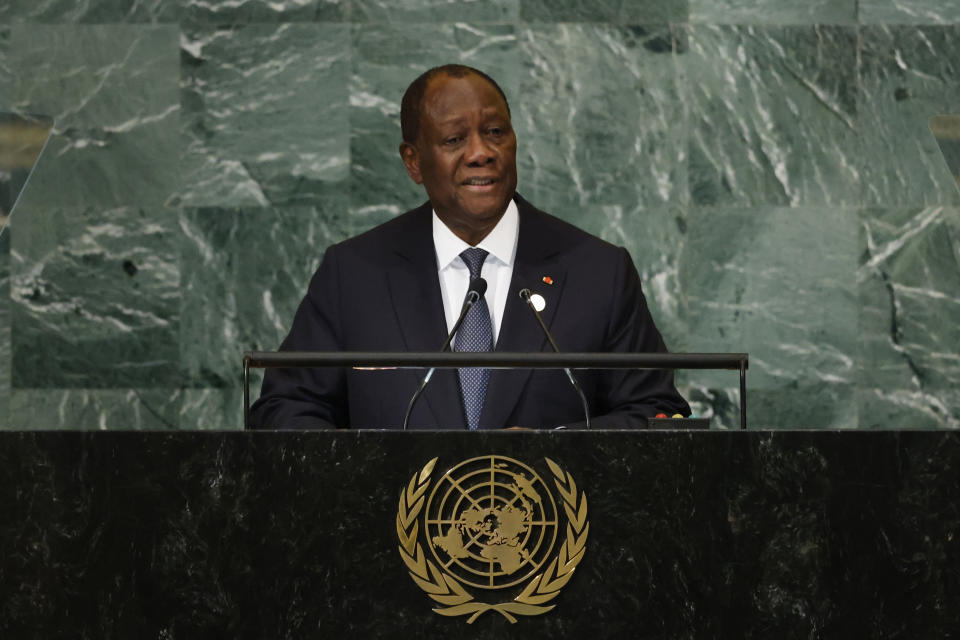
top-left (519, 288), bottom-right (592, 429)
top-left (402, 278), bottom-right (488, 430)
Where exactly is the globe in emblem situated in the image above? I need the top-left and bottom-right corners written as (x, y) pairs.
top-left (425, 455), bottom-right (559, 590)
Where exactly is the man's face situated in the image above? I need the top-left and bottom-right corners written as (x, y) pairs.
top-left (400, 73), bottom-right (518, 244)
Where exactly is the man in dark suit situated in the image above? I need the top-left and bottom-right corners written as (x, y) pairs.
top-left (250, 64), bottom-right (689, 429)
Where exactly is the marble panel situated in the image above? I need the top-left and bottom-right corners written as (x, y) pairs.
top-left (519, 0), bottom-right (688, 23)
top-left (179, 24), bottom-right (349, 208)
top-left (859, 26), bottom-right (960, 207)
top-left (682, 385), bottom-right (740, 428)
top-left (0, 29), bottom-right (10, 110)
top-left (349, 24), bottom-right (517, 231)
top-left (856, 388), bottom-right (960, 429)
top-left (857, 206), bottom-right (960, 428)
top-left (10, 205), bottom-right (180, 388)
top-left (351, 0), bottom-right (518, 23)
top-left (515, 25), bottom-right (687, 219)
top-left (689, 0), bottom-right (855, 25)
top-left (179, 202), bottom-right (349, 389)
top-left (0, 0), bottom-right (178, 23)
top-left (179, 387), bottom-right (247, 429)
top-left (183, 0), bottom-right (342, 22)
top-left (9, 25), bottom-right (179, 208)
top-left (0, 233), bottom-right (9, 427)
top-left (860, 0), bottom-right (960, 24)
top-left (686, 26), bottom-right (859, 207)
top-left (8, 389), bottom-right (180, 429)
top-left (1, 30), bottom-right (11, 230)
top-left (1, 38), bottom-right (11, 427)
top-left (683, 205), bottom-right (858, 428)
top-left (684, 384), bottom-right (858, 429)
top-left (573, 204), bottom-right (687, 354)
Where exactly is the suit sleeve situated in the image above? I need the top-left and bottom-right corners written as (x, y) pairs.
top-left (587, 247), bottom-right (690, 429)
top-left (248, 246), bottom-right (348, 429)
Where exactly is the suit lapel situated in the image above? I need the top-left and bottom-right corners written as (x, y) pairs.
top-left (480, 198), bottom-right (569, 429)
top-left (386, 204), bottom-right (466, 429)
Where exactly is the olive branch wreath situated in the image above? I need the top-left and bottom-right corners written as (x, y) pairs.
top-left (396, 456), bottom-right (589, 624)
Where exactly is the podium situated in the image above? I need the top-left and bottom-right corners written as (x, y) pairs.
top-left (2, 429), bottom-right (958, 637)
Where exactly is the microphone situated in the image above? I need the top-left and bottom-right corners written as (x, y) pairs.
top-left (402, 278), bottom-right (488, 430)
top-left (440, 278), bottom-right (487, 352)
top-left (519, 288), bottom-right (591, 429)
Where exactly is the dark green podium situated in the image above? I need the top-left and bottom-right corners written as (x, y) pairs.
top-left (2, 430), bottom-right (958, 638)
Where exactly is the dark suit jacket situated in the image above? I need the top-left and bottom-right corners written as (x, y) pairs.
top-left (250, 194), bottom-right (690, 429)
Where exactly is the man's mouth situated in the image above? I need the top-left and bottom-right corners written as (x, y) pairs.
top-left (462, 177), bottom-right (496, 187)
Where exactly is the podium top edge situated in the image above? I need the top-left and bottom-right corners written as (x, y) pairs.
top-left (242, 351), bottom-right (749, 370)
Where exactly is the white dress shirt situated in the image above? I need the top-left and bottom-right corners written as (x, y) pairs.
top-left (433, 199), bottom-right (519, 345)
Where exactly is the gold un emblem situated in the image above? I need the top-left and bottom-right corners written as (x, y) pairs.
top-left (396, 455), bottom-right (589, 623)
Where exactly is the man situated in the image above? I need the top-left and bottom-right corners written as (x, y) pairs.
top-left (250, 64), bottom-right (689, 429)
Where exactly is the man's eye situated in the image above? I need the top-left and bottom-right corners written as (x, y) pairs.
top-left (444, 136), bottom-right (462, 145)
top-left (488, 128), bottom-right (503, 136)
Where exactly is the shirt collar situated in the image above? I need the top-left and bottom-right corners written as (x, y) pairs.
top-left (432, 198), bottom-right (519, 271)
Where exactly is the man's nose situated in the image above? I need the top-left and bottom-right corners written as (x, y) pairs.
top-left (464, 132), bottom-right (495, 166)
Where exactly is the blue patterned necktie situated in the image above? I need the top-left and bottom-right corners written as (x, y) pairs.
top-left (455, 248), bottom-right (493, 430)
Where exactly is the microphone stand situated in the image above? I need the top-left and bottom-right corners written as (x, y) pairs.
top-left (402, 279), bottom-right (487, 430)
top-left (519, 288), bottom-right (592, 429)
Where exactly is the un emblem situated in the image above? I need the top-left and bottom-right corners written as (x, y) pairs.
top-left (396, 455), bottom-right (589, 623)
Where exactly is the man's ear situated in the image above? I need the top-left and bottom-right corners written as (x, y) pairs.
top-left (399, 142), bottom-right (423, 185)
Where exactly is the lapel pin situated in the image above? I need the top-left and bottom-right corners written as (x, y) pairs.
top-left (541, 276), bottom-right (553, 285)
top-left (530, 293), bottom-right (546, 312)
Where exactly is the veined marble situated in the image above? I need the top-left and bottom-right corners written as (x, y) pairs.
top-left (180, 386), bottom-right (249, 430)
top-left (178, 202), bottom-right (349, 389)
top-left (9, 25), bottom-right (180, 209)
top-left (683, 206), bottom-right (858, 427)
top-left (686, 25), bottom-right (859, 207)
top-left (690, 0), bottom-right (856, 24)
top-left (9, 388), bottom-right (180, 429)
top-left (860, 0), bottom-right (960, 25)
top-left (520, 0), bottom-right (688, 22)
top-left (352, 0), bottom-right (518, 23)
top-left (515, 24), bottom-right (687, 214)
top-left (0, 233), bottom-right (9, 426)
top-left (859, 26), bottom-right (960, 207)
top-left (0, 0), bottom-right (178, 23)
top-left (857, 206), bottom-right (960, 427)
top-left (179, 23), bottom-right (350, 208)
top-left (183, 0), bottom-right (342, 23)
top-left (587, 204), bottom-right (688, 355)
top-left (10, 205), bottom-right (179, 388)
top-left (0, 29), bottom-right (10, 111)
top-left (1, 7), bottom-right (959, 429)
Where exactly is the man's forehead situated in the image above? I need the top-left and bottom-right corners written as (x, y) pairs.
top-left (424, 72), bottom-right (507, 111)
top-left (430, 105), bottom-right (508, 126)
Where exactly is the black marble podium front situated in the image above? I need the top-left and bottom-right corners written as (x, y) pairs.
top-left (2, 430), bottom-right (957, 638)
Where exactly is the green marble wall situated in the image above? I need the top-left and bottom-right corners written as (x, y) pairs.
top-left (1, 0), bottom-right (958, 429)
